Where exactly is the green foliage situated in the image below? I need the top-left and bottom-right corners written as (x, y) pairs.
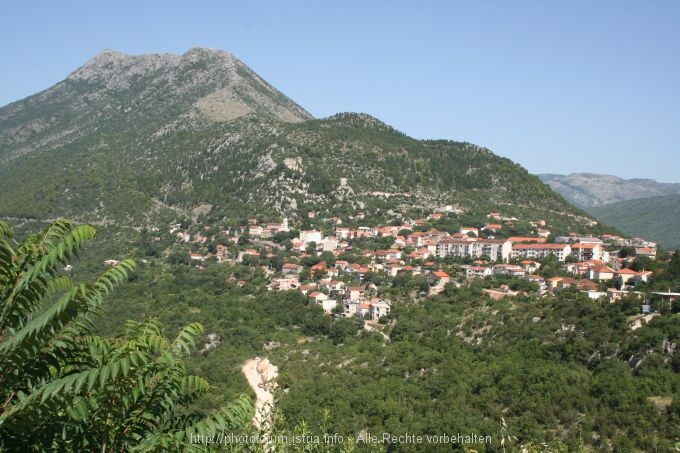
top-left (0, 220), bottom-right (252, 451)
top-left (0, 90), bottom-right (595, 237)
top-left (593, 195), bottom-right (680, 249)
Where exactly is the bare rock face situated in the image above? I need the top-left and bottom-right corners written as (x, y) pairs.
top-left (0, 47), bottom-right (312, 164)
top-left (66, 47), bottom-right (311, 123)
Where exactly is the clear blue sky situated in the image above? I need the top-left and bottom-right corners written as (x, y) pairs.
top-left (2, 1), bottom-right (678, 182)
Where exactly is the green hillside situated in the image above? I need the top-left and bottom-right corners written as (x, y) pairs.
top-left (592, 194), bottom-right (680, 249)
top-left (0, 49), bottom-right (595, 235)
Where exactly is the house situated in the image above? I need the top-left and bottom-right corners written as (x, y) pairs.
top-left (546, 277), bottom-right (564, 290)
top-left (536, 228), bottom-right (551, 238)
top-left (355, 302), bottom-right (371, 317)
top-left (383, 263), bottom-right (403, 277)
top-left (483, 223), bottom-right (503, 232)
top-left (587, 265), bottom-right (615, 281)
top-left (520, 260), bottom-right (541, 274)
top-left (614, 268), bottom-right (639, 285)
top-left (634, 270), bottom-right (653, 283)
top-left (308, 291), bottom-right (336, 313)
top-left (282, 263), bottom-right (302, 275)
top-left (576, 279), bottom-right (598, 291)
top-left (525, 274), bottom-right (545, 286)
top-left (319, 297), bottom-right (338, 314)
top-left (291, 239), bottom-right (304, 252)
top-left (369, 300), bottom-right (391, 321)
top-left (347, 265), bottom-right (370, 281)
top-left (320, 237), bottom-right (339, 252)
top-left (607, 288), bottom-right (643, 303)
top-left (430, 270), bottom-right (450, 286)
top-left (463, 265), bottom-right (493, 279)
top-left (399, 265), bottom-right (419, 275)
top-left (571, 242), bottom-right (605, 262)
top-left (270, 277), bottom-right (300, 291)
top-left (493, 264), bottom-right (526, 277)
top-left (325, 280), bottom-right (346, 298)
top-left (383, 249), bottom-right (402, 260)
top-left (555, 277), bottom-right (580, 291)
top-left (249, 225), bottom-right (264, 238)
top-left (345, 286), bottom-right (366, 302)
top-left (299, 284), bottom-right (317, 295)
top-left (635, 247), bottom-right (657, 260)
top-left (584, 291), bottom-right (608, 300)
top-left (299, 230), bottom-right (323, 245)
top-left (335, 228), bottom-right (352, 240)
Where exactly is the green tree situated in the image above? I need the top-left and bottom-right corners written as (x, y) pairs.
top-left (0, 220), bottom-right (252, 451)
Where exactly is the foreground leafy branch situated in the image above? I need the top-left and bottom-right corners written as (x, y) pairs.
top-left (0, 220), bottom-right (253, 451)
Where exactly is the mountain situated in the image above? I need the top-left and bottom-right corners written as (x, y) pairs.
top-left (539, 172), bottom-right (680, 208)
top-left (0, 48), bottom-right (594, 233)
top-left (595, 194), bottom-right (680, 249)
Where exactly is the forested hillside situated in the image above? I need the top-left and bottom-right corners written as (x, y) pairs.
top-left (0, 49), bottom-right (592, 234)
top-left (594, 195), bottom-right (680, 249)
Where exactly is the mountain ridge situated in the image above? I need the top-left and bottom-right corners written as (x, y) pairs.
top-left (0, 48), bottom-right (598, 237)
top-left (539, 172), bottom-right (680, 208)
top-left (0, 47), bottom-right (312, 164)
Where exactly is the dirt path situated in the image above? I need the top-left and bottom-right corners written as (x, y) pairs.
top-left (364, 321), bottom-right (390, 343)
top-left (241, 357), bottom-right (278, 430)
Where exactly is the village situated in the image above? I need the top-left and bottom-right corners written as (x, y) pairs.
top-left (122, 208), bottom-right (663, 324)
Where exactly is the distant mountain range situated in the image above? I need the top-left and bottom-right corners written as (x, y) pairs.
top-left (540, 173), bottom-right (680, 249)
top-left (539, 173), bottom-right (680, 208)
top-left (0, 48), bottom-right (597, 235)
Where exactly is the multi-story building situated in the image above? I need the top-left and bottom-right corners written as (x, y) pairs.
top-left (435, 238), bottom-right (512, 262)
top-left (511, 243), bottom-right (572, 262)
top-left (570, 242), bottom-right (605, 262)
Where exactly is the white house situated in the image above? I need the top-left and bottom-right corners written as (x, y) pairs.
top-left (300, 230), bottom-right (323, 245)
top-left (588, 265), bottom-right (615, 281)
top-left (369, 300), bottom-right (391, 321)
top-left (463, 265), bottom-right (493, 279)
top-left (309, 291), bottom-right (337, 314)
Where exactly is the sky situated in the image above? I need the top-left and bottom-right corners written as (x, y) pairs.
top-left (1, 1), bottom-right (679, 182)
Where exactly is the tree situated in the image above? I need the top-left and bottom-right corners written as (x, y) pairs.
top-left (0, 220), bottom-right (252, 451)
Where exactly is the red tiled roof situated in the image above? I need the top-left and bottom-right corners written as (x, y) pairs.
top-left (615, 268), bottom-right (638, 275)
